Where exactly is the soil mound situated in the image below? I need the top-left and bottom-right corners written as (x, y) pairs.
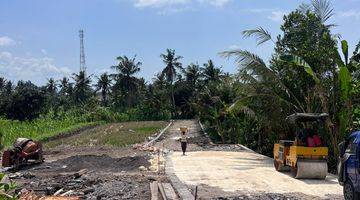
top-left (42, 154), bottom-right (150, 173)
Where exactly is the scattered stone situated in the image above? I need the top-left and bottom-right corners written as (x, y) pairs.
top-left (139, 166), bottom-right (147, 171)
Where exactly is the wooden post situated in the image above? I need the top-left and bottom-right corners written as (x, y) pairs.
top-left (150, 181), bottom-right (159, 200)
top-left (157, 149), bottom-right (160, 174)
top-left (194, 186), bottom-right (198, 200)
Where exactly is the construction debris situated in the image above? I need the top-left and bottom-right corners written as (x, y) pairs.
top-left (73, 169), bottom-right (87, 179)
top-left (19, 189), bottom-right (80, 200)
top-left (158, 182), bottom-right (167, 200)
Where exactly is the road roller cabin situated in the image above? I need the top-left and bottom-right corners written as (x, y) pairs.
top-left (273, 113), bottom-right (329, 179)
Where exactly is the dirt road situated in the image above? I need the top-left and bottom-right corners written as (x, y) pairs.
top-left (159, 120), bottom-right (343, 200)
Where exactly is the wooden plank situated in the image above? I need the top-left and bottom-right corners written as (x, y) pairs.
top-left (162, 183), bottom-right (179, 200)
top-left (150, 181), bottom-right (159, 200)
top-left (73, 169), bottom-right (87, 178)
top-left (158, 182), bottom-right (167, 200)
top-left (165, 156), bottom-right (194, 200)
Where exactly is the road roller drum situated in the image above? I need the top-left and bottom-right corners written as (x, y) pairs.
top-left (294, 159), bottom-right (328, 179)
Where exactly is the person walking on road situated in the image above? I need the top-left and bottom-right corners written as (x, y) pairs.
top-left (179, 128), bottom-right (188, 156)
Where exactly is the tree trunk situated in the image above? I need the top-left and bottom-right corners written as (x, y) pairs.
top-left (171, 83), bottom-right (176, 118)
top-left (102, 89), bottom-right (107, 106)
top-left (257, 128), bottom-right (262, 152)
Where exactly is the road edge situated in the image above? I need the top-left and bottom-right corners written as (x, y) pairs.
top-left (165, 152), bottom-right (195, 200)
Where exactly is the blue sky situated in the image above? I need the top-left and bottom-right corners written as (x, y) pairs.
top-left (0, 0), bottom-right (359, 85)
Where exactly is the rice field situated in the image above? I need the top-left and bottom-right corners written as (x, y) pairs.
top-left (0, 118), bottom-right (102, 148)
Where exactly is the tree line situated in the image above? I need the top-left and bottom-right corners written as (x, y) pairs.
top-left (0, 49), bottom-right (226, 122)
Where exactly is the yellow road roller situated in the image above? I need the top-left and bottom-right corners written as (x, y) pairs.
top-left (273, 113), bottom-right (329, 179)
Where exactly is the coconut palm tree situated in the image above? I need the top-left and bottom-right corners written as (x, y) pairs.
top-left (202, 60), bottom-right (222, 84)
top-left (96, 73), bottom-right (112, 106)
top-left (59, 77), bottom-right (70, 96)
top-left (46, 78), bottom-right (57, 95)
top-left (185, 63), bottom-right (201, 86)
top-left (111, 55), bottom-right (142, 108)
top-left (160, 49), bottom-right (183, 117)
top-left (73, 71), bottom-right (92, 103)
top-left (0, 77), bottom-right (5, 91)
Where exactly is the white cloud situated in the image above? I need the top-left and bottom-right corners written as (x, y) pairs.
top-left (0, 36), bottom-right (16, 46)
top-left (157, 6), bottom-right (194, 15)
top-left (198, 0), bottom-right (232, 7)
top-left (338, 10), bottom-right (360, 19)
top-left (241, 8), bottom-right (288, 22)
top-left (133, 0), bottom-right (189, 8)
top-left (132, 0), bottom-right (231, 11)
top-left (268, 11), bottom-right (288, 22)
top-left (41, 49), bottom-right (47, 55)
top-left (0, 51), bottom-right (71, 84)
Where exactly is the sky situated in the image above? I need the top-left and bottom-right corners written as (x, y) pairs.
top-left (0, 0), bottom-right (360, 85)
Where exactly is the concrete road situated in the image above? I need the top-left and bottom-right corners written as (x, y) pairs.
top-left (169, 150), bottom-right (343, 199)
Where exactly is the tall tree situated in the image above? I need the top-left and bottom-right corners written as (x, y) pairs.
top-left (59, 77), bottom-right (70, 96)
top-left (73, 71), bottom-right (93, 104)
top-left (111, 55), bottom-right (142, 108)
top-left (185, 63), bottom-right (201, 87)
top-left (160, 49), bottom-right (183, 117)
top-left (44, 78), bottom-right (58, 110)
top-left (0, 77), bottom-right (5, 91)
top-left (46, 78), bottom-right (57, 95)
top-left (7, 81), bottom-right (45, 120)
top-left (96, 73), bottom-right (112, 106)
top-left (202, 60), bottom-right (222, 84)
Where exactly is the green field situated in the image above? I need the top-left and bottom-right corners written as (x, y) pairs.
top-left (0, 118), bottom-right (102, 148)
top-left (45, 121), bottom-right (169, 148)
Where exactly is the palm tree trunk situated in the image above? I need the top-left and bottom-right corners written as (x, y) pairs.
top-left (102, 89), bottom-right (107, 106)
top-left (171, 83), bottom-right (176, 118)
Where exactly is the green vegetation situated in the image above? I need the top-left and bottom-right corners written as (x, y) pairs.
top-left (45, 121), bottom-right (168, 147)
top-left (0, 0), bottom-right (359, 171)
top-left (0, 116), bottom-right (100, 148)
top-left (0, 173), bottom-right (17, 199)
top-left (217, 0), bottom-right (360, 170)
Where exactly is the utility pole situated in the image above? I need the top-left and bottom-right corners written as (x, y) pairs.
top-left (79, 30), bottom-right (86, 72)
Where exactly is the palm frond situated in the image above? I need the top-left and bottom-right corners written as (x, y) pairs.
top-left (354, 40), bottom-right (360, 55)
top-left (311, 0), bottom-right (334, 23)
top-left (221, 50), bottom-right (307, 112)
top-left (242, 27), bottom-right (273, 45)
top-left (228, 100), bottom-right (256, 118)
top-left (280, 55), bottom-right (321, 84)
top-left (299, 3), bottom-right (311, 13)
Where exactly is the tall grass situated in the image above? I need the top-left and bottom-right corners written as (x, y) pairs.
top-left (0, 117), bottom-right (100, 148)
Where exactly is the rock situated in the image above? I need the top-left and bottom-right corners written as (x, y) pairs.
top-left (83, 187), bottom-right (95, 194)
top-left (8, 172), bottom-right (21, 179)
top-left (138, 166), bottom-right (147, 171)
top-left (0, 174), bottom-right (10, 184)
top-left (23, 172), bottom-right (35, 179)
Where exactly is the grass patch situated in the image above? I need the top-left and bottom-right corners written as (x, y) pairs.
top-left (0, 118), bottom-right (103, 148)
top-left (45, 121), bottom-right (169, 148)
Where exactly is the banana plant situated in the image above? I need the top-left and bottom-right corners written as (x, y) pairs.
top-left (280, 40), bottom-right (354, 157)
top-left (334, 40), bottom-right (353, 138)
